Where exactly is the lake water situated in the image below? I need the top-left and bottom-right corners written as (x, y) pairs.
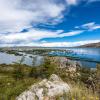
top-left (0, 52), bottom-right (44, 66)
top-left (0, 48), bottom-right (100, 68)
top-left (66, 48), bottom-right (100, 62)
top-left (49, 48), bottom-right (100, 68)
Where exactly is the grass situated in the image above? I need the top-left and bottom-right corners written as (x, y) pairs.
top-left (55, 83), bottom-right (99, 100)
top-left (69, 83), bottom-right (99, 100)
top-left (0, 75), bottom-right (41, 100)
top-left (0, 57), bottom-right (99, 100)
top-left (0, 76), bottom-right (38, 98)
top-left (0, 64), bottom-right (41, 100)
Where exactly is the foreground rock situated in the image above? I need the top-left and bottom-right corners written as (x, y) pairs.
top-left (16, 74), bottom-right (70, 100)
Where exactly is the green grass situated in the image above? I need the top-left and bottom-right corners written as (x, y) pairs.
top-left (0, 57), bottom-right (99, 100)
top-left (0, 64), bottom-right (41, 100)
top-left (0, 75), bottom-right (41, 100)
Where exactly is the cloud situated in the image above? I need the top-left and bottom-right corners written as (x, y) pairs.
top-left (0, 0), bottom-right (84, 47)
top-left (0, 0), bottom-right (66, 33)
top-left (76, 22), bottom-right (100, 31)
top-left (87, 0), bottom-right (100, 3)
top-left (39, 40), bottom-right (100, 47)
top-left (0, 29), bottom-right (58, 43)
top-left (1, 40), bottom-right (100, 47)
top-left (0, 0), bottom-right (99, 47)
top-left (0, 29), bottom-right (83, 44)
top-left (0, 0), bottom-right (99, 34)
top-left (66, 0), bottom-right (100, 6)
top-left (66, 0), bottom-right (78, 5)
top-left (59, 30), bottom-right (83, 37)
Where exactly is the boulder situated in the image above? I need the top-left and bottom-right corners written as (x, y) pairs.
top-left (16, 74), bottom-right (70, 100)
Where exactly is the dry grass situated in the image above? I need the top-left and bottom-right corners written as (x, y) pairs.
top-left (56, 83), bottom-right (99, 100)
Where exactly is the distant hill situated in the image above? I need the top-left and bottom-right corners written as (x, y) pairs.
top-left (78, 42), bottom-right (100, 47)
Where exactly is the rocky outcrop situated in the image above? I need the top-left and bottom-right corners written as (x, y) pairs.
top-left (48, 56), bottom-right (81, 72)
top-left (16, 74), bottom-right (70, 100)
top-left (57, 57), bottom-right (81, 72)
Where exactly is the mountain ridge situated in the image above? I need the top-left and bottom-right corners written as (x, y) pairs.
top-left (78, 42), bottom-right (100, 47)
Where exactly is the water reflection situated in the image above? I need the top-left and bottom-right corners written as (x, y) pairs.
top-left (0, 48), bottom-right (100, 68)
top-left (0, 52), bottom-right (44, 66)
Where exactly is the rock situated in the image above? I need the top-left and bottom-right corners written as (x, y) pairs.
top-left (49, 74), bottom-right (62, 82)
top-left (16, 91), bottom-right (35, 100)
top-left (16, 74), bottom-right (70, 100)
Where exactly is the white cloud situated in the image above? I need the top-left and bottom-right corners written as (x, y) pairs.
top-left (0, 0), bottom-right (66, 33)
top-left (0, 29), bottom-right (58, 43)
top-left (66, 0), bottom-right (78, 5)
top-left (0, 0), bottom-right (84, 47)
top-left (82, 22), bottom-right (95, 27)
top-left (59, 30), bottom-right (83, 37)
top-left (0, 29), bottom-right (83, 43)
top-left (1, 40), bottom-right (100, 47)
top-left (76, 22), bottom-right (100, 31)
top-left (40, 40), bottom-right (100, 47)
top-left (0, 0), bottom-right (99, 47)
top-left (83, 22), bottom-right (100, 30)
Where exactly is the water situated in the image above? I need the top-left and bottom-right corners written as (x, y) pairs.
top-left (49, 48), bottom-right (100, 68)
top-left (66, 48), bottom-right (100, 62)
top-left (0, 52), bottom-right (44, 66)
top-left (0, 48), bottom-right (100, 68)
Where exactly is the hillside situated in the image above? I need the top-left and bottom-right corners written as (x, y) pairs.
top-left (79, 42), bottom-right (100, 47)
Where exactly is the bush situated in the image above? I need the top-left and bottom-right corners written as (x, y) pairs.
top-left (79, 67), bottom-right (91, 82)
top-left (40, 57), bottom-right (57, 78)
top-left (29, 67), bottom-right (39, 78)
top-left (13, 66), bottom-right (24, 80)
top-left (95, 64), bottom-right (100, 95)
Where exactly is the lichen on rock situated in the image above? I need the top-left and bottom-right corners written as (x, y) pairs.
top-left (16, 74), bottom-right (70, 100)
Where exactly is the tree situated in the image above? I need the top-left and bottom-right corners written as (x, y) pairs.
top-left (41, 57), bottom-right (56, 78)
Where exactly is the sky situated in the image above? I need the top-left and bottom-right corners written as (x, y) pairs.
top-left (0, 0), bottom-right (100, 47)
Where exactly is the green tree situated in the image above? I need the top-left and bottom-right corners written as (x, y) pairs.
top-left (41, 57), bottom-right (56, 78)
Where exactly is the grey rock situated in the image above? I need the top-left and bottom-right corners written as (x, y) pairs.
top-left (16, 74), bottom-right (70, 100)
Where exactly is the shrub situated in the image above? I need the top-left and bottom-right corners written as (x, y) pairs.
top-left (40, 57), bottom-right (57, 78)
top-left (13, 66), bottom-right (24, 80)
top-left (29, 67), bottom-right (39, 78)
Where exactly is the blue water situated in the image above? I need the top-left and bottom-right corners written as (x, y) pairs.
top-left (66, 48), bottom-right (100, 62)
top-left (49, 48), bottom-right (100, 68)
top-left (0, 48), bottom-right (100, 68)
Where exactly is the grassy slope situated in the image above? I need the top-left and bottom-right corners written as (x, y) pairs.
top-left (0, 57), bottom-right (99, 100)
top-left (0, 64), bottom-right (41, 100)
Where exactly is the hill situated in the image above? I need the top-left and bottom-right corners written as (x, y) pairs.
top-left (79, 42), bottom-right (100, 47)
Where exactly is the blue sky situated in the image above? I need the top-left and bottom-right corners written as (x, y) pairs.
top-left (0, 0), bottom-right (100, 47)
